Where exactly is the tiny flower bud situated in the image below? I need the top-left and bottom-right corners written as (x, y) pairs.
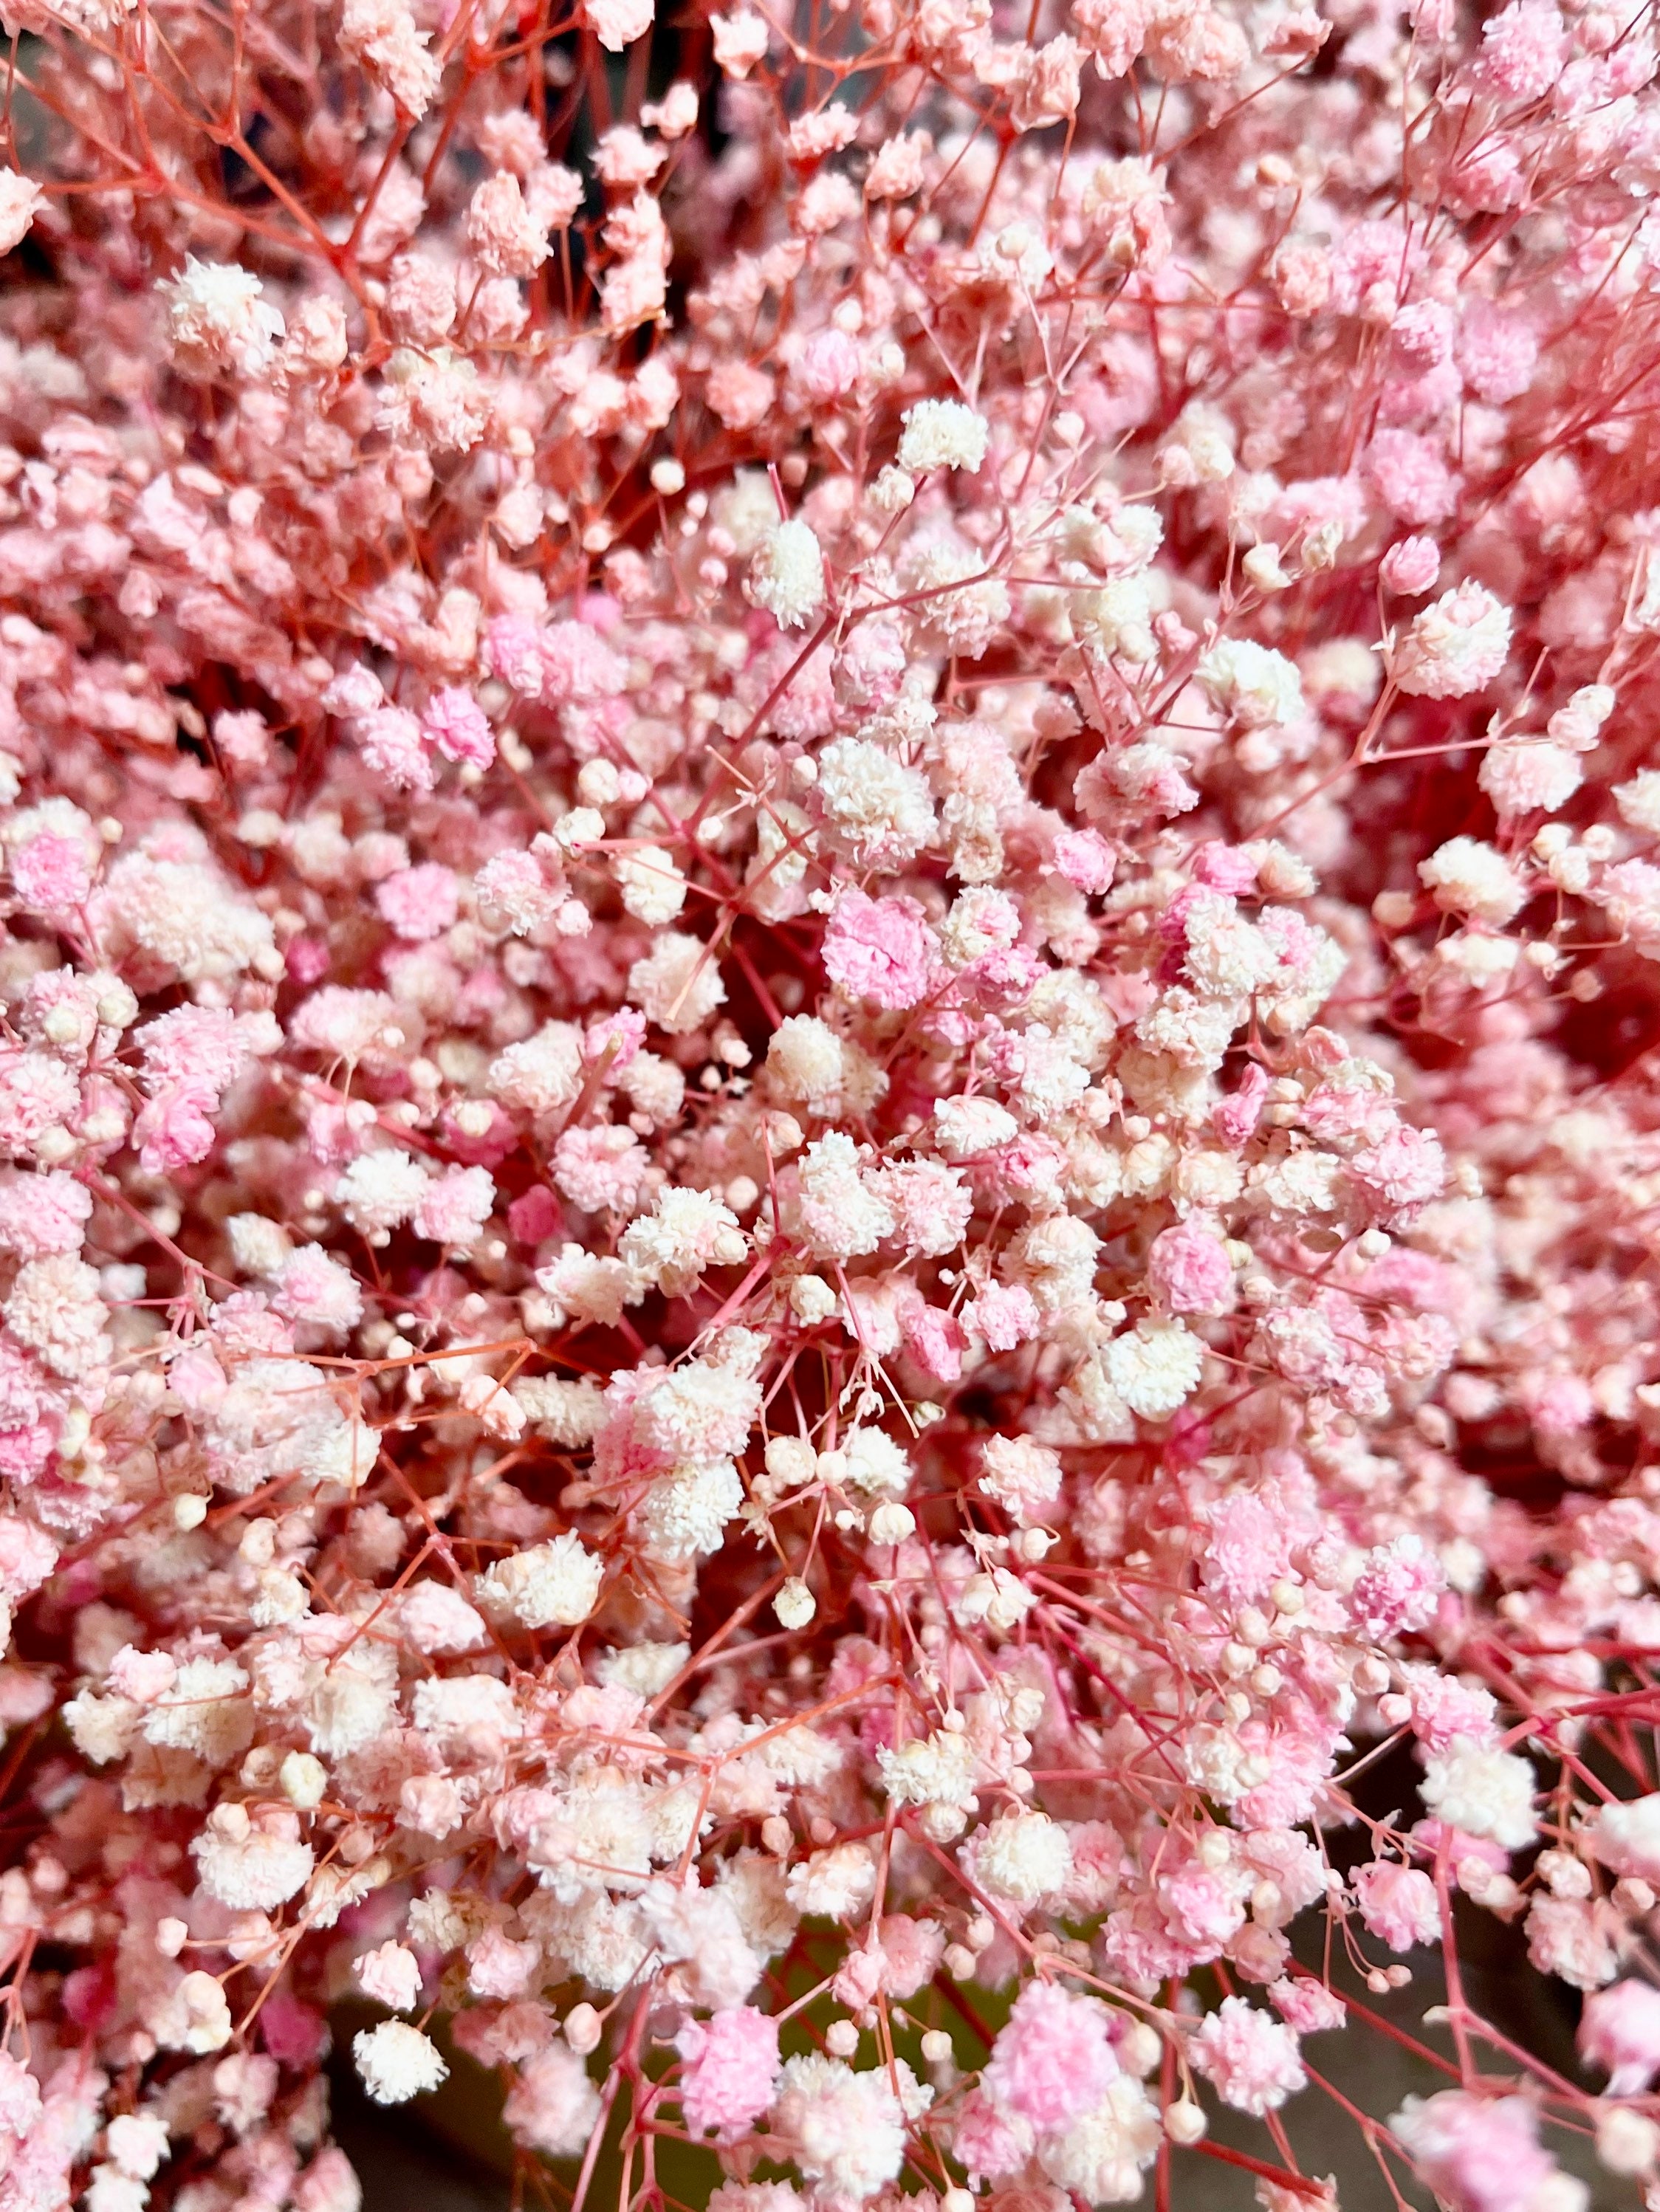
top-left (775, 1577), bottom-right (817, 1629)
top-left (280, 1752), bottom-right (328, 1810)
top-left (1165, 2099), bottom-right (1207, 2145)
top-left (868, 1502), bottom-right (916, 1544)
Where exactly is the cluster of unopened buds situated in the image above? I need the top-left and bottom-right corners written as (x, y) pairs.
top-left (7, 0), bottom-right (1660, 2202)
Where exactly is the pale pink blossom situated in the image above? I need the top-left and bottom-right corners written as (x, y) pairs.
top-left (1190, 1999), bottom-right (1306, 2115)
top-left (1579, 1979), bottom-right (1660, 2096)
top-left (1390, 2092), bottom-right (1563, 2212)
top-left (677, 2006), bottom-right (781, 2137)
top-left (5, 7), bottom-right (1660, 2205)
top-left (1147, 1221), bottom-right (1232, 1314)
top-left (1353, 1861), bottom-right (1442, 1951)
top-left (822, 890), bottom-right (935, 1010)
top-left (981, 1982), bottom-right (1119, 2134)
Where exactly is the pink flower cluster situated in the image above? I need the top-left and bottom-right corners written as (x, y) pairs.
top-left (4, 0), bottom-right (1660, 2205)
